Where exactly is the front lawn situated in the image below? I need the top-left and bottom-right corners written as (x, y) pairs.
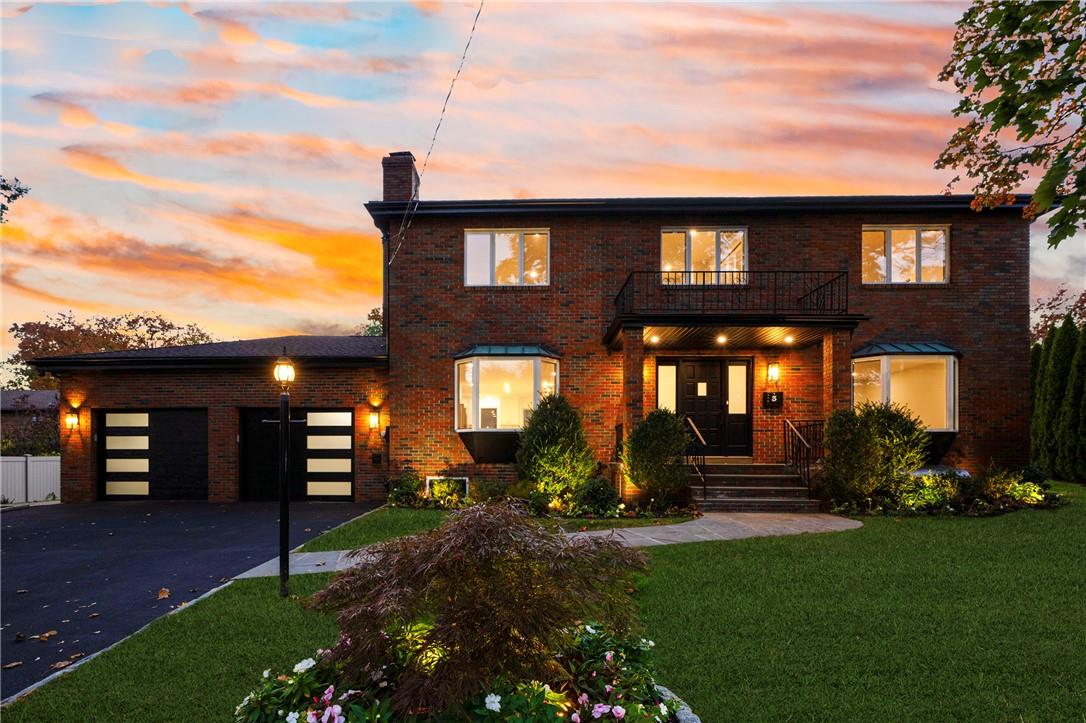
top-left (638, 482), bottom-right (1086, 721)
top-left (299, 506), bottom-right (693, 551)
top-left (6, 485), bottom-right (1082, 721)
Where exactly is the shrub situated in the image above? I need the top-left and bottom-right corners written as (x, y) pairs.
top-left (977, 466), bottom-right (1046, 506)
top-left (311, 500), bottom-right (647, 717)
top-left (622, 410), bottom-right (691, 508)
top-left (898, 471), bottom-right (960, 511)
top-left (524, 488), bottom-right (553, 516)
top-left (515, 395), bottom-right (598, 501)
top-left (822, 402), bottom-right (928, 504)
top-left (386, 470), bottom-right (422, 507)
top-left (428, 477), bottom-right (466, 509)
top-left (469, 477), bottom-right (512, 502)
top-left (572, 476), bottom-right (622, 517)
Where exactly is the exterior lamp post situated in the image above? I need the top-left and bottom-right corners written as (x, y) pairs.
top-left (272, 353), bottom-right (296, 598)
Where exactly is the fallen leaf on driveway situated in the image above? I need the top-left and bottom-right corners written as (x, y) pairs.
top-left (87, 612), bottom-right (99, 619)
top-left (15, 589), bottom-right (28, 595)
top-left (14, 633), bottom-right (25, 642)
top-left (38, 630), bottom-right (58, 641)
top-left (49, 660), bottom-right (71, 670)
top-left (69, 652), bottom-right (84, 661)
top-left (2, 662), bottom-right (22, 669)
top-left (157, 588), bottom-right (170, 600)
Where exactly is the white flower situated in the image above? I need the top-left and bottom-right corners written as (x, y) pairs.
top-left (263, 669), bottom-right (271, 678)
top-left (286, 713), bottom-right (300, 723)
top-left (485, 693), bottom-right (502, 712)
top-left (584, 624), bottom-right (597, 634)
top-left (292, 658), bottom-right (316, 673)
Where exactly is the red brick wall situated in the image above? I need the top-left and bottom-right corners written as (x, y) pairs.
top-left (387, 208), bottom-right (1030, 479)
top-left (56, 366), bottom-right (388, 503)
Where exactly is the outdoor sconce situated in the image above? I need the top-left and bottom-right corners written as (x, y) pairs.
top-left (272, 354), bottom-right (296, 390)
top-left (767, 362), bottom-right (781, 384)
top-left (65, 411), bottom-right (79, 430)
top-left (368, 410), bottom-right (381, 430)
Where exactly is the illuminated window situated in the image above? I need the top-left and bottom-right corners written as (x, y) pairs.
top-left (464, 230), bottom-right (549, 286)
top-left (861, 226), bottom-right (948, 284)
top-left (851, 354), bottom-right (957, 431)
top-left (660, 228), bottom-right (746, 284)
top-left (455, 356), bottom-right (559, 431)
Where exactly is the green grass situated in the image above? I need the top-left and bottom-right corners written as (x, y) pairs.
top-left (638, 482), bottom-right (1086, 722)
top-left (298, 507), bottom-right (447, 552)
top-left (8, 489), bottom-right (1081, 721)
top-left (3, 574), bottom-right (337, 722)
top-left (299, 506), bottom-right (693, 551)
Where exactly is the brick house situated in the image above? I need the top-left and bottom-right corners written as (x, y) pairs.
top-left (36, 151), bottom-right (1031, 507)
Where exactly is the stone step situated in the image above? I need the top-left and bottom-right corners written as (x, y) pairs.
top-left (692, 473), bottom-right (803, 487)
top-left (691, 485), bottom-right (810, 499)
top-left (688, 463), bottom-right (793, 476)
top-left (696, 498), bottom-right (821, 513)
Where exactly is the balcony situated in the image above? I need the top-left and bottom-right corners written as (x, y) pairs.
top-left (607, 270), bottom-right (860, 347)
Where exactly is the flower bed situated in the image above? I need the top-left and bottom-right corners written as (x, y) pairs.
top-left (236, 625), bottom-right (687, 722)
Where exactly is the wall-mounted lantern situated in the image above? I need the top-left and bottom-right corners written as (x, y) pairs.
top-left (368, 410), bottom-right (381, 430)
top-left (767, 362), bottom-right (781, 384)
top-left (65, 411), bottom-right (79, 430)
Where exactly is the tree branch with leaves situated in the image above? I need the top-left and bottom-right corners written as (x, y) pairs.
top-left (936, 1), bottom-right (1084, 247)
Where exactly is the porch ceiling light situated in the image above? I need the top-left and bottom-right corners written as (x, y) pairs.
top-left (784, 335), bottom-right (794, 344)
top-left (65, 411), bottom-right (79, 430)
top-left (649, 335), bottom-right (660, 344)
top-left (273, 354), bottom-right (296, 390)
top-left (716, 334), bottom-right (727, 344)
top-left (767, 362), bottom-right (781, 383)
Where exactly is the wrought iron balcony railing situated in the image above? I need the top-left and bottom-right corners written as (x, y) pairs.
top-left (614, 270), bottom-right (849, 318)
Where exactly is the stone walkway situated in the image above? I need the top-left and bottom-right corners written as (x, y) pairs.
top-left (236, 512), bottom-right (861, 579)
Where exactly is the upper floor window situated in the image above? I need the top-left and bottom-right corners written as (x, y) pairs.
top-left (465, 230), bottom-right (549, 286)
top-left (861, 226), bottom-right (948, 284)
top-left (660, 228), bottom-right (746, 285)
top-left (455, 355), bottom-right (558, 431)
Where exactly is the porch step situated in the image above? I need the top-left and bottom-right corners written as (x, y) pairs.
top-left (691, 485), bottom-right (810, 499)
top-left (690, 463), bottom-right (792, 475)
top-left (694, 498), bottom-right (821, 513)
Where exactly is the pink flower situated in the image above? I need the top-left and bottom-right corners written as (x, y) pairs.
top-left (306, 712), bottom-right (319, 723)
top-left (605, 651), bottom-right (614, 662)
top-left (321, 705), bottom-right (344, 723)
top-left (592, 703), bottom-right (611, 719)
top-left (321, 686), bottom-right (335, 705)
top-left (578, 693), bottom-right (590, 705)
top-left (612, 706), bottom-right (625, 719)
top-left (605, 685), bottom-right (613, 694)
top-left (572, 714), bottom-right (581, 723)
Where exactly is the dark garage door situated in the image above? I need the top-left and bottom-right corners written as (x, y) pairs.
top-left (240, 408), bottom-right (354, 501)
top-left (97, 409), bottom-right (208, 500)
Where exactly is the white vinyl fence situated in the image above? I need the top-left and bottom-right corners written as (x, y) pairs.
top-left (1, 456), bottom-right (61, 504)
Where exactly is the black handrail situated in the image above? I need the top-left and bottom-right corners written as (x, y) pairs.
top-left (783, 419), bottom-right (824, 488)
top-left (615, 270), bottom-right (849, 317)
top-left (684, 415), bottom-right (707, 500)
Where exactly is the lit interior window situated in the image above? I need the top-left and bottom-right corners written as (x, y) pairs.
top-left (455, 356), bottom-right (559, 431)
top-left (852, 354), bottom-right (956, 430)
top-left (862, 226), bottom-right (947, 284)
top-left (660, 228), bottom-right (746, 284)
top-left (464, 230), bottom-right (549, 286)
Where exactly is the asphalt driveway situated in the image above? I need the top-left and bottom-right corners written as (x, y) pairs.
top-left (0, 500), bottom-right (375, 700)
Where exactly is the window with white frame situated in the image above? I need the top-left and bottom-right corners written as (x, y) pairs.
top-left (660, 228), bottom-right (746, 284)
top-left (851, 354), bottom-right (957, 431)
top-left (464, 230), bottom-right (549, 286)
top-left (861, 226), bottom-right (948, 284)
top-left (455, 356), bottom-right (558, 431)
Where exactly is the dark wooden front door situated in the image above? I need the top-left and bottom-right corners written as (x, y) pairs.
top-left (677, 359), bottom-right (752, 456)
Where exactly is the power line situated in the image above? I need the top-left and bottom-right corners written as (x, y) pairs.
top-left (388, 0), bottom-right (484, 268)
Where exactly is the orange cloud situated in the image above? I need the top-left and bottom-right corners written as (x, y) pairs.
top-left (61, 146), bottom-right (214, 195)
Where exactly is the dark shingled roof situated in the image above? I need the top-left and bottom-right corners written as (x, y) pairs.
top-left (1, 390), bottom-right (59, 412)
top-left (852, 341), bottom-right (961, 358)
top-left (31, 335), bottom-right (387, 372)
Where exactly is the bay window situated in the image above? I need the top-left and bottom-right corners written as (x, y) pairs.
top-left (851, 354), bottom-right (957, 431)
top-left (465, 230), bottom-right (549, 286)
top-left (861, 226), bottom-right (948, 284)
top-left (455, 356), bottom-right (559, 431)
top-left (661, 228), bottom-right (746, 284)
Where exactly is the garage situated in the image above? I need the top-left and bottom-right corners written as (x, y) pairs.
top-left (240, 408), bottom-right (355, 501)
top-left (97, 409), bottom-right (208, 500)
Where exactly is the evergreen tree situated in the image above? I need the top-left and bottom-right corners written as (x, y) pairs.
top-left (1055, 322), bottom-right (1086, 480)
top-left (1029, 342), bottom-right (1043, 410)
top-left (1038, 314), bottom-right (1078, 476)
top-left (1030, 331), bottom-right (1053, 466)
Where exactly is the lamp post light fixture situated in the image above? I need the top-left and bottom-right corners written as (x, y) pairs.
top-left (64, 410), bottom-right (79, 430)
top-left (272, 352), bottom-right (295, 598)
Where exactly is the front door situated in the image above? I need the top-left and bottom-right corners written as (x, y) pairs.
top-left (680, 360), bottom-right (724, 453)
top-left (677, 359), bottom-right (752, 456)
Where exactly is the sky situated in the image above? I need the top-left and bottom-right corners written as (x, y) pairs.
top-left (2, 1), bottom-right (1084, 353)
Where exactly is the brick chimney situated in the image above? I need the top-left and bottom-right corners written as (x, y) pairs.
top-left (381, 151), bottom-right (419, 202)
